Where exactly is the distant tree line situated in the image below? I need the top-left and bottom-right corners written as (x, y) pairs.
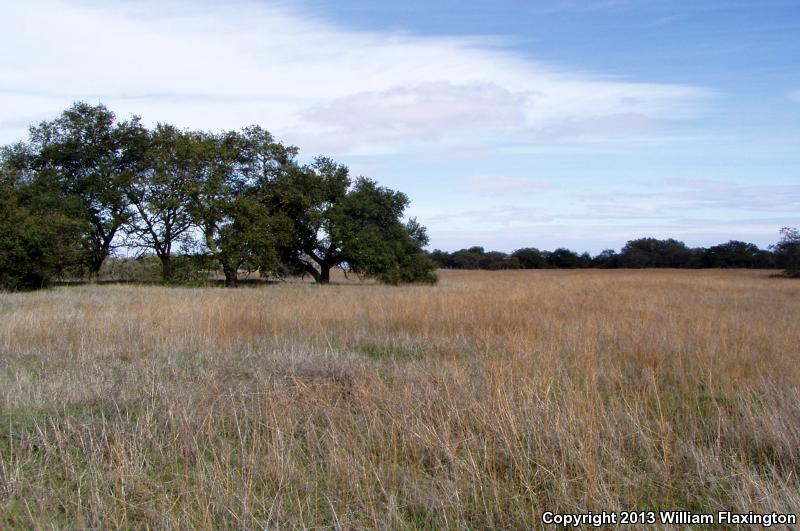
top-left (430, 232), bottom-right (800, 276)
top-left (0, 102), bottom-right (437, 290)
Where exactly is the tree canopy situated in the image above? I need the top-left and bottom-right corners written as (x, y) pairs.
top-left (25, 102), bottom-right (147, 274)
top-left (0, 102), bottom-right (437, 288)
top-left (0, 147), bottom-right (87, 289)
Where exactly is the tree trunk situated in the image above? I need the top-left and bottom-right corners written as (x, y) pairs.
top-left (160, 255), bottom-right (172, 283)
top-left (88, 219), bottom-right (114, 278)
top-left (320, 264), bottom-right (331, 284)
top-left (89, 246), bottom-right (109, 281)
top-left (223, 266), bottom-right (238, 288)
top-left (87, 255), bottom-right (104, 283)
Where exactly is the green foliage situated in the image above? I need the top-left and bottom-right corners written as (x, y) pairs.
top-left (701, 240), bottom-right (772, 268)
top-left (94, 255), bottom-right (212, 285)
top-left (125, 125), bottom-right (206, 282)
top-left (1, 102), bottom-right (438, 289)
top-left (432, 238), bottom-right (779, 271)
top-left (167, 254), bottom-right (215, 286)
top-left (355, 343), bottom-right (422, 361)
top-left (547, 248), bottom-right (591, 268)
top-left (107, 255), bottom-right (164, 283)
top-left (272, 159), bottom-right (437, 284)
top-left (592, 249), bottom-right (620, 268)
top-left (332, 178), bottom-right (437, 284)
top-left (774, 227), bottom-right (800, 278)
top-left (267, 157), bottom-right (350, 283)
top-left (26, 102), bottom-right (147, 274)
top-left (0, 155), bottom-right (87, 289)
top-left (618, 238), bottom-right (694, 268)
top-left (432, 246), bottom-right (525, 270)
top-left (511, 247), bottom-right (547, 269)
top-left (189, 128), bottom-right (296, 286)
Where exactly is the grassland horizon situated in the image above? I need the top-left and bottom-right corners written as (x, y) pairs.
top-left (1, 269), bottom-right (799, 528)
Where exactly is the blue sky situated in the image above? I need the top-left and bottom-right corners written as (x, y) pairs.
top-left (2, 0), bottom-right (799, 252)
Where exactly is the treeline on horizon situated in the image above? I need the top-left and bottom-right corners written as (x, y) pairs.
top-left (0, 102), bottom-right (438, 290)
top-left (430, 232), bottom-right (800, 274)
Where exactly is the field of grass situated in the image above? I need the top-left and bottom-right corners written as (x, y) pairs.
top-left (1, 269), bottom-right (799, 528)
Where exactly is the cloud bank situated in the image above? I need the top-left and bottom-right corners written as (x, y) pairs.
top-left (1, 0), bottom-right (709, 154)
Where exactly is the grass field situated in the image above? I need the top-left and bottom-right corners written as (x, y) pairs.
top-left (1, 269), bottom-right (799, 529)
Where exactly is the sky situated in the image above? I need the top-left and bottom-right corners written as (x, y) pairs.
top-left (1, 0), bottom-right (799, 253)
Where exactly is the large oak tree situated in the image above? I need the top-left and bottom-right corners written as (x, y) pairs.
top-left (271, 157), bottom-right (437, 284)
top-left (125, 125), bottom-right (202, 282)
top-left (189, 128), bottom-right (296, 287)
top-left (26, 102), bottom-right (146, 275)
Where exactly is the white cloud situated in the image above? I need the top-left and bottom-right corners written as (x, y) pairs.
top-left (788, 90), bottom-right (800, 102)
top-left (1, 0), bottom-right (710, 154)
top-left (300, 82), bottom-right (526, 153)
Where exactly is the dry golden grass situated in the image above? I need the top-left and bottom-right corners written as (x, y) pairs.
top-left (1, 269), bottom-right (799, 529)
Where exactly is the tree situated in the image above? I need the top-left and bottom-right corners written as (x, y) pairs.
top-left (189, 129), bottom-right (295, 287)
top-left (272, 157), bottom-right (436, 284)
top-left (125, 125), bottom-right (201, 282)
top-left (449, 247), bottom-right (486, 269)
top-left (774, 227), bottom-right (800, 278)
top-left (547, 248), bottom-right (588, 268)
top-left (329, 179), bottom-right (437, 284)
top-left (592, 249), bottom-right (620, 268)
top-left (618, 238), bottom-right (692, 268)
top-left (477, 251), bottom-right (512, 270)
top-left (428, 249), bottom-right (453, 268)
top-left (701, 240), bottom-right (766, 268)
top-left (512, 247), bottom-right (548, 269)
top-left (26, 102), bottom-right (146, 275)
top-left (0, 146), bottom-right (87, 289)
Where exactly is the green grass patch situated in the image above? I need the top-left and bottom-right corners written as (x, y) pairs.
top-left (355, 343), bottom-right (422, 361)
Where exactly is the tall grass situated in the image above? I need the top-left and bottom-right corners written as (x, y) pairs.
top-left (1, 269), bottom-right (799, 528)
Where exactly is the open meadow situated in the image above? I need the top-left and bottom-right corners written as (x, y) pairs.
top-left (1, 269), bottom-right (799, 529)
